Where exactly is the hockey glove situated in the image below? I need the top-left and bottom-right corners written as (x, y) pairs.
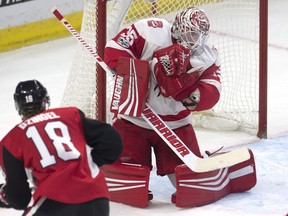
top-left (153, 43), bottom-right (191, 77)
top-left (152, 44), bottom-right (200, 100)
top-left (0, 184), bottom-right (11, 208)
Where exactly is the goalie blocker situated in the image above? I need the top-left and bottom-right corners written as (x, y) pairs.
top-left (110, 57), bottom-right (150, 117)
top-left (101, 149), bottom-right (256, 208)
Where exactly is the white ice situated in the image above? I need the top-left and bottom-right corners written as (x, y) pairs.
top-left (0, 0), bottom-right (288, 215)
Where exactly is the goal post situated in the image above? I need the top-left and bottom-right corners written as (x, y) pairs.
top-left (61, 0), bottom-right (268, 138)
top-left (258, 0), bottom-right (268, 138)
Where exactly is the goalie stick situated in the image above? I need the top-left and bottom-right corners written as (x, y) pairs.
top-left (50, 7), bottom-right (251, 173)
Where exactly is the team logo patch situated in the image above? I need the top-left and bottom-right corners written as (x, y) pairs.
top-left (117, 36), bottom-right (130, 48)
top-left (147, 20), bottom-right (163, 28)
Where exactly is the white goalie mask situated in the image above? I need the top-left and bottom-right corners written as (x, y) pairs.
top-left (171, 7), bottom-right (210, 54)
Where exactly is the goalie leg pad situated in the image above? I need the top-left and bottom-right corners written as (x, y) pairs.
top-left (101, 163), bottom-right (151, 208)
top-left (229, 149), bottom-right (257, 192)
top-left (174, 149), bottom-right (257, 208)
top-left (174, 164), bottom-right (231, 208)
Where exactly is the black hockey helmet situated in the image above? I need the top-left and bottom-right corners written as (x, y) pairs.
top-left (14, 80), bottom-right (50, 119)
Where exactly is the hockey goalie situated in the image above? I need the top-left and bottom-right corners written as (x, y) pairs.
top-left (102, 7), bottom-right (257, 208)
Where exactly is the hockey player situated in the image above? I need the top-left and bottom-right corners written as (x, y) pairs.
top-left (103, 7), bottom-right (256, 208)
top-left (0, 80), bottom-right (122, 215)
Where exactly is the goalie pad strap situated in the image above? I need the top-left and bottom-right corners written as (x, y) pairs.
top-left (101, 163), bottom-right (150, 208)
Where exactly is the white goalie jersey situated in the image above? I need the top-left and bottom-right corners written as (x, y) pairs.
top-left (104, 18), bottom-right (221, 130)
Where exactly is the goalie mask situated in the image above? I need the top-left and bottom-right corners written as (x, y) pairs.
top-left (14, 79), bottom-right (50, 119)
top-left (171, 7), bottom-right (210, 54)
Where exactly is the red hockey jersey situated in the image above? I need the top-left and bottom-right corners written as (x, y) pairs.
top-left (0, 107), bottom-right (122, 208)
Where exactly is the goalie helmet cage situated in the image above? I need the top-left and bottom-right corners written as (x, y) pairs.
top-left (61, 0), bottom-right (267, 138)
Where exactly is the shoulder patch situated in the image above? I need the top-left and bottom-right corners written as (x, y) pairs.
top-left (147, 20), bottom-right (163, 28)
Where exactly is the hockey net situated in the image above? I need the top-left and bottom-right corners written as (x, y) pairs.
top-left (61, 0), bottom-right (267, 137)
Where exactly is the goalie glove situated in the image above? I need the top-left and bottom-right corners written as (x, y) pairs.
top-left (152, 44), bottom-right (200, 100)
top-left (153, 43), bottom-right (191, 77)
